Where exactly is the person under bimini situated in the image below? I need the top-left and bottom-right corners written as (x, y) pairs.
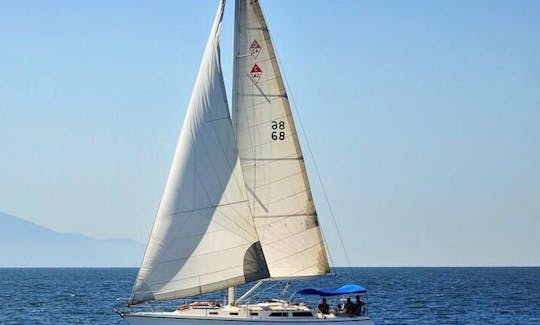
top-left (344, 297), bottom-right (356, 316)
top-left (355, 295), bottom-right (365, 316)
top-left (318, 297), bottom-right (330, 315)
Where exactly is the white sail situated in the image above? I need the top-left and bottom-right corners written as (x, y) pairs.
top-left (232, 0), bottom-right (330, 278)
top-left (130, 0), bottom-right (269, 305)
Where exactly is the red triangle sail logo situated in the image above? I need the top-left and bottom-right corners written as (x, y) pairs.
top-left (250, 64), bottom-right (263, 83)
top-left (250, 40), bottom-right (262, 58)
top-left (250, 40), bottom-right (261, 49)
top-left (250, 64), bottom-right (262, 73)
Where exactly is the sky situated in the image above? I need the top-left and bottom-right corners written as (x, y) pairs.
top-left (1, 0), bottom-right (539, 266)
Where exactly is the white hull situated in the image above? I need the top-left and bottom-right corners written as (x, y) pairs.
top-left (123, 313), bottom-right (374, 325)
top-left (121, 301), bottom-right (373, 325)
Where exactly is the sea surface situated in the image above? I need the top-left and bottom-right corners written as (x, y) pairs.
top-left (0, 267), bottom-right (539, 324)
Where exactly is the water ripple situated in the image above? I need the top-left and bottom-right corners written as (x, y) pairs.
top-left (0, 267), bottom-right (539, 324)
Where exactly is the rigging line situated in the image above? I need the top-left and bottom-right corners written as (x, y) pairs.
top-left (188, 168), bottom-right (254, 238)
top-left (247, 280), bottom-right (282, 304)
top-left (242, 157), bottom-right (303, 161)
top-left (245, 184), bottom-right (269, 213)
top-left (252, 170), bottom-right (303, 190)
top-left (247, 72), bottom-right (271, 103)
top-left (149, 203), bottom-right (253, 261)
top-left (266, 189), bottom-right (307, 206)
top-left (243, 94), bottom-right (286, 98)
top-left (157, 242), bottom-right (254, 266)
top-left (167, 200), bottom-right (249, 216)
top-left (252, 212), bottom-right (316, 218)
top-left (318, 223), bottom-right (336, 271)
top-left (272, 38), bottom-right (354, 278)
top-left (204, 123), bottom-right (247, 215)
top-left (262, 242), bottom-right (322, 266)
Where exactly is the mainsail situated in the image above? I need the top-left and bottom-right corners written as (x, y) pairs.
top-left (232, 0), bottom-right (330, 278)
top-left (130, 0), bottom-right (269, 305)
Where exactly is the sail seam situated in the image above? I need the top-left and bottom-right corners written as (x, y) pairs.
top-left (245, 184), bottom-right (269, 213)
top-left (247, 73), bottom-right (271, 103)
top-left (204, 102), bottom-right (258, 242)
top-left (149, 205), bottom-right (256, 271)
top-left (155, 202), bottom-right (255, 256)
top-left (242, 157), bottom-right (303, 161)
top-left (252, 170), bottom-right (303, 190)
top-left (247, 133), bottom-right (293, 148)
top-left (244, 113), bottom-right (288, 129)
top-left (253, 213), bottom-right (316, 218)
top-left (199, 121), bottom-right (248, 232)
top-left (212, 205), bottom-right (259, 241)
top-left (204, 116), bottom-right (232, 124)
top-left (148, 276), bottom-right (246, 302)
top-left (243, 94), bottom-right (286, 98)
top-left (196, 134), bottom-right (228, 206)
top-left (265, 189), bottom-right (307, 206)
top-left (264, 242), bottom-right (322, 265)
top-left (153, 224), bottom-right (254, 250)
top-left (166, 200), bottom-right (248, 216)
top-left (157, 242), bottom-right (253, 265)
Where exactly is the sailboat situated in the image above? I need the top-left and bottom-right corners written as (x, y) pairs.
top-left (119, 0), bottom-right (374, 324)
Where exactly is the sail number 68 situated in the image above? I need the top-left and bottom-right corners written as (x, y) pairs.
top-left (271, 120), bottom-right (285, 141)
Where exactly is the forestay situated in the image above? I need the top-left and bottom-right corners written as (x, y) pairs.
top-left (130, 0), bottom-right (269, 305)
top-left (232, 0), bottom-right (330, 278)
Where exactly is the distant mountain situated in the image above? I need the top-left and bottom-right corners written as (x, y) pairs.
top-left (0, 211), bottom-right (145, 267)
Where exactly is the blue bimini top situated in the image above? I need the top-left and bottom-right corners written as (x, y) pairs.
top-left (295, 284), bottom-right (367, 296)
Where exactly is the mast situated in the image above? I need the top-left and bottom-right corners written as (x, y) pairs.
top-left (225, 0), bottom-right (244, 306)
top-left (231, 0), bottom-right (242, 131)
top-left (227, 287), bottom-right (236, 305)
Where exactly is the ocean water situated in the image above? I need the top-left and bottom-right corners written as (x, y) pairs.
top-left (0, 267), bottom-right (539, 324)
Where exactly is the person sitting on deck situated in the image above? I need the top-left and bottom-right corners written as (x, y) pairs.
top-left (318, 297), bottom-right (330, 314)
top-left (355, 295), bottom-right (365, 316)
top-left (344, 297), bottom-right (356, 316)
